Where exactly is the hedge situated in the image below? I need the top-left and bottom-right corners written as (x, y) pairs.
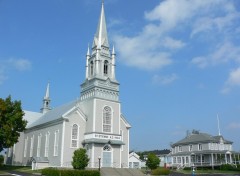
top-left (151, 167), bottom-right (170, 175)
top-left (41, 168), bottom-right (100, 176)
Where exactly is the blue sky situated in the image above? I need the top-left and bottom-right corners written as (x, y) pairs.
top-left (1, 0), bottom-right (240, 151)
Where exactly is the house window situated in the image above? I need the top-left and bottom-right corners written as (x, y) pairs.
top-left (104, 60), bottom-right (108, 75)
top-left (189, 145), bottom-right (193, 151)
top-left (44, 132), bottom-right (50, 157)
top-left (71, 124), bottom-right (78, 148)
top-left (173, 157), bottom-right (176, 164)
top-left (24, 137), bottom-right (28, 157)
top-left (37, 134), bottom-right (42, 157)
top-left (178, 146), bottom-right (182, 152)
top-left (30, 135), bottom-right (34, 157)
top-left (103, 106), bottom-right (112, 133)
top-left (198, 144), bottom-right (202, 151)
top-left (54, 130), bottom-right (59, 156)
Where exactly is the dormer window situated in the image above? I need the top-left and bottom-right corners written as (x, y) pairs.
top-left (189, 144), bottom-right (193, 151)
top-left (104, 60), bottom-right (108, 75)
top-left (198, 144), bottom-right (202, 151)
top-left (178, 146), bottom-right (182, 152)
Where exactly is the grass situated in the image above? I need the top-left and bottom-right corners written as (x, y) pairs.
top-left (0, 165), bottom-right (42, 174)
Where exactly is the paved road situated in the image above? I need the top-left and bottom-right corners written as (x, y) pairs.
top-left (0, 171), bottom-right (40, 176)
top-left (170, 171), bottom-right (240, 176)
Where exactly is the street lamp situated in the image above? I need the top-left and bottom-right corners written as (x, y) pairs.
top-left (98, 156), bottom-right (101, 171)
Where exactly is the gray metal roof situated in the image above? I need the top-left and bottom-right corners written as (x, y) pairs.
top-left (24, 111), bottom-right (42, 128)
top-left (172, 132), bottom-right (232, 147)
top-left (27, 100), bottom-right (78, 129)
top-left (170, 150), bottom-right (240, 156)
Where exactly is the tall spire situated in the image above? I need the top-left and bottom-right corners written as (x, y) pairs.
top-left (41, 82), bottom-right (51, 114)
top-left (92, 1), bottom-right (109, 49)
top-left (217, 114), bottom-right (221, 136)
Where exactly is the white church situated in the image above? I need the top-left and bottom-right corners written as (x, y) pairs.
top-left (5, 2), bottom-right (131, 169)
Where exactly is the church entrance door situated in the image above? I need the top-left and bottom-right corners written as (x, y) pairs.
top-left (102, 145), bottom-right (112, 167)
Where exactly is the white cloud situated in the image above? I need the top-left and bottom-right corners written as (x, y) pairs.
top-left (0, 67), bottom-right (8, 85)
top-left (191, 42), bottom-right (240, 68)
top-left (113, 0), bottom-right (238, 70)
top-left (0, 58), bottom-right (31, 85)
top-left (7, 58), bottom-right (32, 71)
top-left (152, 73), bottom-right (178, 85)
top-left (113, 35), bottom-right (172, 70)
top-left (227, 122), bottom-right (240, 130)
top-left (221, 67), bottom-right (240, 93)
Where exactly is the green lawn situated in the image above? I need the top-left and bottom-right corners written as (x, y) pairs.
top-left (0, 165), bottom-right (42, 174)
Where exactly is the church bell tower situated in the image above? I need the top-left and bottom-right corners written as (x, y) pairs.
top-left (80, 1), bottom-right (119, 102)
top-left (79, 2), bottom-right (129, 168)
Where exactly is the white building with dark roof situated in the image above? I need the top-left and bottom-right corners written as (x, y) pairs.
top-left (170, 130), bottom-right (240, 168)
top-left (5, 2), bottom-right (131, 169)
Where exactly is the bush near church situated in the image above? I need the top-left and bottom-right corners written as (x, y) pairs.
top-left (72, 148), bottom-right (89, 170)
top-left (41, 168), bottom-right (100, 176)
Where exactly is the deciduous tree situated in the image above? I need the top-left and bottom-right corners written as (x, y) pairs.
top-left (146, 153), bottom-right (160, 170)
top-left (0, 96), bottom-right (27, 152)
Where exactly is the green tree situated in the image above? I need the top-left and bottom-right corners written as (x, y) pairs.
top-left (146, 153), bottom-right (160, 170)
top-left (72, 148), bottom-right (89, 170)
top-left (0, 96), bottom-right (27, 152)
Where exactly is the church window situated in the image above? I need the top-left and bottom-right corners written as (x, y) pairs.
top-left (30, 135), bottom-right (34, 157)
top-left (90, 61), bottom-right (94, 76)
top-left (71, 124), bottom-right (79, 148)
top-left (44, 132), bottom-right (50, 157)
top-left (104, 60), bottom-right (108, 75)
top-left (54, 130), bottom-right (59, 156)
top-left (24, 137), bottom-right (28, 157)
top-left (103, 106), bottom-right (112, 133)
top-left (37, 134), bottom-right (42, 157)
top-left (103, 144), bottom-right (111, 151)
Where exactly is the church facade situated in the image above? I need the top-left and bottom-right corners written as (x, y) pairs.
top-left (5, 2), bottom-right (131, 169)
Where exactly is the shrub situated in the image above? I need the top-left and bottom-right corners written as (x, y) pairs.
top-left (41, 168), bottom-right (100, 176)
top-left (151, 167), bottom-right (170, 175)
top-left (220, 164), bottom-right (240, 171)
top-left (72, 148), bottom-right (90, 170)
top-left (146, 153), bottom-right (160, 170)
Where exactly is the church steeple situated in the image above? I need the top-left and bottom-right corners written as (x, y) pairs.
top-left (81, 2), bottom-right (119, 102)
top-left (92, 1), bottom-right (109, 49)
top-left (41, 82), bottom-right (51, 114)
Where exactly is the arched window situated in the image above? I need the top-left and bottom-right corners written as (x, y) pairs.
top-left (103, 106), bottom-right (111, 132)
top-left (104, 60), bottom-right (108, 75)
top-left (90, 61), bottom-right (94, 76)
top-left (71, 124), bottom-right (78, 148)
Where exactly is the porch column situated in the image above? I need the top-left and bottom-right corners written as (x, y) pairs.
top-left (230, 153), bottom-right (232, 163)
top-left (211, 153), bottom-right (214, 170)
top-left (200, 154), bottom-right (202, 166)
top-left (225, 154), bottom-right (227, 164)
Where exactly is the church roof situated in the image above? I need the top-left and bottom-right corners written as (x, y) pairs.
top-left (24, 110), bottom-right (42, 128)
top-left (27, 100), bottom-right (78, 129)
